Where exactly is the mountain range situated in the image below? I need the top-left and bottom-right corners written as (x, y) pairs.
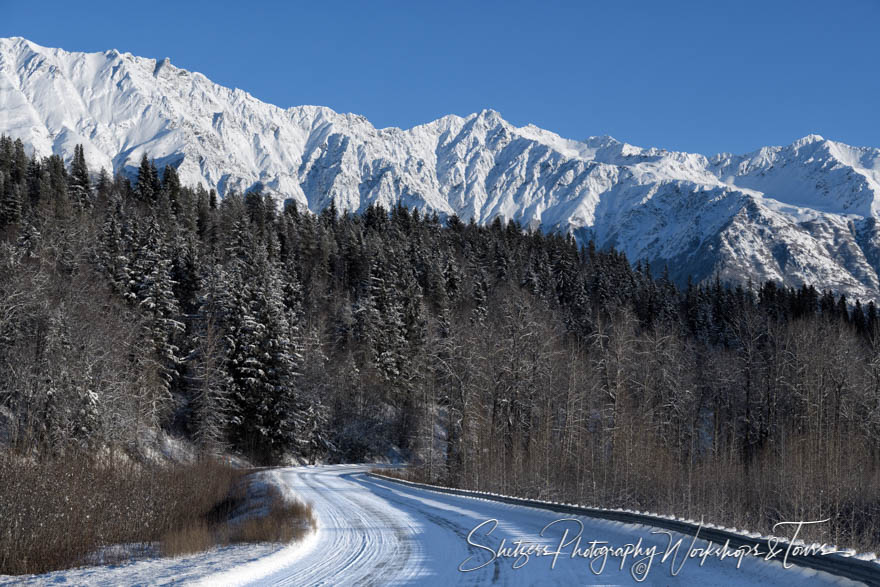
top-left (2, 36), bottom-right (880, 299)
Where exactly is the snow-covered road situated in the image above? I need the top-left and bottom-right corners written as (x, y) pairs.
top-left (4, 464), bottom-right (866, 586)
top-left (199, 464), bottom-right (862, 586)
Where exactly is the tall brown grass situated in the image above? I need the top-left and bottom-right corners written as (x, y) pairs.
top-left (160, 484), bottom-right (315, 557)
top-left (0, 452), bottom-right (314, 575)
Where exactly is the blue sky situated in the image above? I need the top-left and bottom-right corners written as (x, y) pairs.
top-left (2, 0), bottom-right (877, 155)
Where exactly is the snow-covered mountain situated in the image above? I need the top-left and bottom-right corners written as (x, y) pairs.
top-left (3, 37), bottom-right (880, 299)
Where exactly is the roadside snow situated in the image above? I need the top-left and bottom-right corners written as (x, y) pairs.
top-left (3, 465), bottom-right (868, 586)
top-left (0, 470), bottom-right (316, 587)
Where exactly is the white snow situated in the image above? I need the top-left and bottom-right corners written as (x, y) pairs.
top-left (3, 464), bottom-right (870, 585)
top-left (206, 466), bottom-right (871, 585)
top-left (0, 469), bottom-right (312, 586)
top-left (3, 37), bottom-right (880, 298)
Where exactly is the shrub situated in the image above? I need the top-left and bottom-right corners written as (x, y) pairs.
top-left (0, 452), bottom-right (313, 575)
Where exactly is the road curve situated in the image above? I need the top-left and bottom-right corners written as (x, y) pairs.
top-left (200, 464), bottom-right (862, 586)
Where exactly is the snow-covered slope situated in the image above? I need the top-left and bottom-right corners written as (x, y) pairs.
top-left (3, 37), bottom-right (880, 299)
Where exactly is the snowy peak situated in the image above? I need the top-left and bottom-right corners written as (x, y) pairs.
top-left (3, 38), bottom-right (880, 299)
top-left (710, 134), bottom-right (880, 218)
top-left (791, 133), bottom-right (826, 148)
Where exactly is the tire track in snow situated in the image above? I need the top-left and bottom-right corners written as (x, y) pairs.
top-left (199, 465), bottom-right (865, 586)
top-left (268, 466), bottom-right (420, 586)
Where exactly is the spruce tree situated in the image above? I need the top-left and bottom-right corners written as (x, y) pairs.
top-left (0, 172), bottom-right (22, 230)
top-left (138, 257), bottom-right (184, 397)
top-left (136, 153), bottom-right (160, 203)
top-left (67, 144), bottom-right (91, 208)
top-left (162, 164), bottom-right (182, 215)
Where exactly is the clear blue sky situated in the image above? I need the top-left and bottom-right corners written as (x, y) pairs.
top-left (3, 0), bottom-right (878, 155)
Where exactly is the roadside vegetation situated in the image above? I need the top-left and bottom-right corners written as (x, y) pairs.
top-left (379, 450), bottom-right (880, 554)
top-left (0, 454), bottom-right (314, 575)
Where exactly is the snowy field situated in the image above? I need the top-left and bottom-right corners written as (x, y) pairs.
top-left (2, 464), bottom-right (866, 585)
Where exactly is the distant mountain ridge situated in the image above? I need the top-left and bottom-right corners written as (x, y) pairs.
top-left (3, 36), bottom-right (880, 298)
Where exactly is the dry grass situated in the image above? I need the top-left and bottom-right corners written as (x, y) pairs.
top-left (0, 452), bottom-right (314, 575)
top-left (159, 522), bottom-right (216, 558)
top-left (371, 467), bottom-right (417, 482)
top-left (160, 483), bottom-right (315, 557)
top-left (228, 487), bottom-right (315, 545)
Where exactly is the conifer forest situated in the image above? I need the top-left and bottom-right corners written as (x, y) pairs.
top-left (1, 135), bottom-right (878, 549)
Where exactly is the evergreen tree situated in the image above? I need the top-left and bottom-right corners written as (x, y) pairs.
top-left (0, 172), bottom-right (22, 230)
top-left (225, 254), bottom-right (301, 461)
top-left (136, 154), bottom-right (161, 203)
top-left (189, 264), bottom-right (233, 450)
top-left (138, 256), bottom-right (185, 397)
top-left (67, 144), bottom-right (92, 208)
top-left (162, 164), bottom-right (182, 215)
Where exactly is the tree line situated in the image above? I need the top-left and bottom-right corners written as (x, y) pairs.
top-left (1, 134), bottom-right (878, 548)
